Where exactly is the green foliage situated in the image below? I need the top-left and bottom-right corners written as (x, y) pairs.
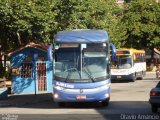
top-left (0, 0), bottom-right (159, 52)
top-left (53, 0), bottom-right (123, 46)
top-left (121, 0), bottom-right (160, 49)
top-left (0, 0), bottom-right (126, 50)
top-left (0, 0), bottom-right (56, 77)
top-left (0, 0), bottom-right (56, 51)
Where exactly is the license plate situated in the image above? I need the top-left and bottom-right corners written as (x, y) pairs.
top-left (117, 76), bottom-right (122, 78)
top-left (76, 95), bottom-right (86, 100)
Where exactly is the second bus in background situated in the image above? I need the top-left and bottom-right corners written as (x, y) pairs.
top-left (111, 48), bottom-right (146, 82)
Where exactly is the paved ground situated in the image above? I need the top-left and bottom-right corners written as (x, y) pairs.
top-left (111, 72), bottom-right (158, 101)
top-left (0, 72), bottom-right (159, 120)
top-left (0, 72), bottom-right (157, 107)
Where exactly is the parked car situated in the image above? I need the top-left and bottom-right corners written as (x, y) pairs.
top-left (149, 81), bottom-right (160, 113)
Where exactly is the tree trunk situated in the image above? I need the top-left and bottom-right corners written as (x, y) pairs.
top-left (17, 31), bottom-right (22, 45)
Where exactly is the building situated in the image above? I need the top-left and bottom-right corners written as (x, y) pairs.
top-left (145, 48), bottom-right (160, 71)
top-left (9, 42), bottom-right (53, 95)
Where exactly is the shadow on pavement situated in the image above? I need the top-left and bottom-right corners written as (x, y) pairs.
top-left (1, 94), bottom-right (160, 120)
top-left (111, 77), bottom-right (158, 83)
top-left (0, 93), bottom-right (159, 113)
top-left (0, 93), bottom-right (56, 108)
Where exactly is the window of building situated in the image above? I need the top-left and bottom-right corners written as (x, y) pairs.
top-left (21, 63), bottom-right (32, 78)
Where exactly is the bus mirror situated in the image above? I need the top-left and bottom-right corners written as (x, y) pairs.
top-left (55, 43), bottom-right (60, 50)
top-left (47, 44), bottom-right (53, 61)
top-left (110, 43), bottom-right (116, 61)
top-left (108, 59), bottom-right (111, 65)
top-left (107, 60), bottom-right (111, 74)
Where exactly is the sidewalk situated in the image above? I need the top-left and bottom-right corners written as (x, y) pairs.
top-left (146, 71), bottom-right (156, 76)
top-left (146, 71), bottom-right (156, 74)
top-left (145, 71), bottom-right (157, 81)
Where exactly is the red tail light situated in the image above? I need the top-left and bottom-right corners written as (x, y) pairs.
top-left (150, 91), bottom-right (157, 96)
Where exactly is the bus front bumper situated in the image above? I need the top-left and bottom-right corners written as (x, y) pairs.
top-left (111, 73), bottom-right (134, 81)
top-left (52, 88), bottom-right (110, 102)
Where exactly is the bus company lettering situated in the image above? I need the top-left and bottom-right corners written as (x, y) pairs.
top-left (56, 82), bottom-right (74, 88)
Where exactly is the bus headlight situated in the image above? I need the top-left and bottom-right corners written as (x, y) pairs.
top-left (104, 93), bottom-right (109, 98)
top-left (127, 69), bottom-right (132, 75)
top-left (53, 93), bottom-right (59, 99)
top-left (97, 84), bottom-right (110, 91)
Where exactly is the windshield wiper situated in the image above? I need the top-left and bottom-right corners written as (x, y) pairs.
top-left (65, 68), bottom-right (80, 82)
top-left (83, 67), bottom-right (96, 82)
top-left (65, 71), bottom-right (72, 82)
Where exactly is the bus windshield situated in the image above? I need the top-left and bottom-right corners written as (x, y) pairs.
top-left (54, 43), bottom-right (109, 83)
top-left (112, 56), bottom-right (132, 69)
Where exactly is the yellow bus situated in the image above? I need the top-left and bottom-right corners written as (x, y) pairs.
top-left (111, 48), bottom-right (146, 82)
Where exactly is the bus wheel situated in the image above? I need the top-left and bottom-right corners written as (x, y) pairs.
top-left (131, 73), bottom-right (136, 82)
top-left (58, 102), bottom-right (65, 107)
top-left (140, 71), bottom-right (144, 80)
top-left (102, 99), bottom-right (109, 107)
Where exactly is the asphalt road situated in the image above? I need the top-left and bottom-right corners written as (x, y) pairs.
top-left (0, 72), bottom-right (160, 120)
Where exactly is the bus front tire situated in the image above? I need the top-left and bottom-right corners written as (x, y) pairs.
top-left (131, 73), bottom-right (136, 82)
top-left (102, 99), bottom-right (109, 107)
top-left (140, 71), bottom-right (144, 80)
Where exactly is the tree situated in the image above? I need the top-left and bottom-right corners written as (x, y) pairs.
top-left (53, 0), bottom-right (124, 46)
top-left (0, 0), bottom-right (56, 50)
top-left (0, 0), bottom-right (124, 50)
top-left (0, 0), bottom-right (56, 77)
top-left (27, 1), bottom-right (56, 43)
top-left (121, 0), bottom-right (160, 49)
